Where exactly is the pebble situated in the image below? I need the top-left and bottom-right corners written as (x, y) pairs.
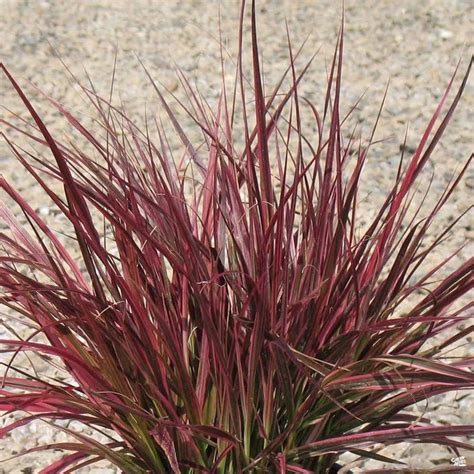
top-left (38, 206), bottom-right (50, 216)
top-left (439, 29), bottom-right (454, 39)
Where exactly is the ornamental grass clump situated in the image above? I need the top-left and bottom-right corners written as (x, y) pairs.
top-left (0, 2), bottom-right (473, 472)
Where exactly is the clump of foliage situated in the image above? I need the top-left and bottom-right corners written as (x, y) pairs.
top-left (0, 2), bottom-right (473, 472)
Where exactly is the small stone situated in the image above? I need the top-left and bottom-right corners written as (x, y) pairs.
top-left (164, 78), bottom-right (179, 92)
top-left (38, 206), bottom-right (50, 216)
top-left (439, 29), bottom-right (454, 40)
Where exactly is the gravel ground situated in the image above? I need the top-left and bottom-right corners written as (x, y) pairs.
top-left (0, 0), bottom-right (473, 472)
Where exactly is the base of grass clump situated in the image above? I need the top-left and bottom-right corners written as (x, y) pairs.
top-left (0, 1), bottom-right (473, 472)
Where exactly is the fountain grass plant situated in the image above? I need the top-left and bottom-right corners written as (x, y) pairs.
top-left (0, 1), bottom-right (473, 472)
